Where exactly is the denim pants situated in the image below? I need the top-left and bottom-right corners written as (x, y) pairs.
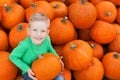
top-left (23, 73), bottom-right (64, 80)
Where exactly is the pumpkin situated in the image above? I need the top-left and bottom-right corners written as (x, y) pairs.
top-left (87, 41), bottom-right (104, 60)
top-left (67, 0), bottom-right (88, 5)
top-left (62, 40), bottom-right (93, 70)
top-left (95, 1), bottom-right (117, 23)
top-left (62, 67), bottom-right (71, 80)
top-left (102, 52), bottom-right (120, 79)
top-left (0, 0), bottom-right (15, 8)
top-left (1, 3), bottom-right (25, 29)
top-left (108, 34), bottom-right (120, 53)
top-left (31, 53), bottom-right (62, 80)
top-left (0, 30), bottom-right (8, 51)
top-left (0, 51), bottom-right (18, 80)
top-left (9, 22), bottom-right (29, 48)
top-left (112, 23), bottom-right (120, 34)
top-left (90, 20), bottom-right (116, 44)
top-left (49, 17), bottom-right (77, 45)
top-left (74, 57), bottom-right (104, 80)
top-left (106, 0), bottom-right (120, 6)
top-left (89, 0), bottom-right (104, 5)
top-left (49, 1), bottom-right (67, 18)
top-left (25, 1), bottom-right (55, 22)
top-left (68, 0), bottom-right (97, 29)
top-left (116, 8), bottom-right (120, 24)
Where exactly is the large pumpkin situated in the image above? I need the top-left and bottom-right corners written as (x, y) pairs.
top-left (74, 57), bottom-right (104, 80)
top-left (31, 53), bottom-right (62, 80)
top-left (95, 1), bottom-right (117, 23)
top-left (62, 40), bottom-right (93, 70)
top-left (102, 52), bottom-right (120, 79)
top-left (0, 51), bottom-right (18, 80)
top-left (1, 3), bottom-right (25, 29)
top-left (25, 1), bottom-right (55, 22)
top-left (9, 22), bottom-right (29, 48)
top-left (68, 0), bottom-right (97, 29)
top-left (49, 17), bottom-right (77, 45)
top-left (90, 20), bottom-right (116, 44)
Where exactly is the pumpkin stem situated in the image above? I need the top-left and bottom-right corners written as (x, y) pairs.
top-left (113, 52), bottom-right (120, 58)
top-left (31, 3), bottom-right (36, 9)
top-left (17, 24), bottom-right (23, 31)
top-left (38, 55), bottom-right (43, 59)
top-left (104, 12), bottom-right (112, 16)
top-left (61, 16), bottom-right (68, 24)
top-left (81, 0), bottom-right (85, 4)
top-left (70, 44), bottom-right (76, 49)
top-left (89, 43), bottom-right (96, 48)
top-left (52, 4), bottom-right (58, 8)
top-left (4, 4), bottom-right (11, 12)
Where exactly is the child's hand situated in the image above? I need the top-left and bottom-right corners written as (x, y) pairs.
top-left (27, 68), bottom-right (38, 80)
top-left (59, 56), bottom-right (64, 71)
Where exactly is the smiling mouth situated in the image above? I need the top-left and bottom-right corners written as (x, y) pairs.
top-left (34, 37), bottom-right (43, 40)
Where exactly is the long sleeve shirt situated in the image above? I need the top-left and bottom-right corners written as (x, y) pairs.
top-left (9, 36), bottom-right (58, 74)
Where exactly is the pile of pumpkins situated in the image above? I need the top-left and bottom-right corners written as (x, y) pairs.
top-left (0, 0), bottom-right (120, 80)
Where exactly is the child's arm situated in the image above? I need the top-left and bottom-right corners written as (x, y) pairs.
top-left (9, 42), bottom-right (30, 73)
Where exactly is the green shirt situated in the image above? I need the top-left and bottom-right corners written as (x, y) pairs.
top-left (9, 36), bottom-right (58, 74)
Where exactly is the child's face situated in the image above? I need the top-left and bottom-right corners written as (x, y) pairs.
top-left (28, 21), bottom-right (49, 45)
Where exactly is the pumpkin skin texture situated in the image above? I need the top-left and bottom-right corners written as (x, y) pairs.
top-left (26, 1), bottom-right (54, 22)
top-left (62, 40), bottom-right (93, 70)
top-left (108, 34), bottom-right (120, 53)
top-left (87, 41), bottom-right (104, 60)
top-left (102, 52), bottom-right (120, 79)
top-left (0, 30), bottom-right (8, 51)
top-left (74, 58), bottom-right (104, 80)
top-left (50, 1), bottom-right (67, 18)
top-left (9, 22), bottom-right (28, 48)
top-left (106, 0), bottom-right (120, 6)
top-left (0, 51), bottom-right (18, 80)
top-left (31, 53), bottom-right (62, 80)
top-left (62, 67), bottom-right (71, 80)
top-left (49, 17), bottom-right (77, 45)
top-left (1, 3), bottom-right (25, 29)
top-left (68, 0), bottom-right (97, 29)
top-left (90, 20), bottom-right (116, 44)
top-left (95, 1), bottom-right (117, 23)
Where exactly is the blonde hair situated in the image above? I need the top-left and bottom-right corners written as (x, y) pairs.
top-left (29, 12), bottom-right (50, 28)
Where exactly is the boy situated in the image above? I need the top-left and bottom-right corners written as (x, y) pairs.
top-left (9, 12), bottom-right (64, 80)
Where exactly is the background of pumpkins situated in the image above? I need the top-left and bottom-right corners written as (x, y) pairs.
top-left (0, 0), bottom-right (120, 80)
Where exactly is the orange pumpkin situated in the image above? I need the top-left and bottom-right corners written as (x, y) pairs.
top-left (25, 1), bottom-right (55, 22)
top-left (49, 17), bottom-right (77, 45)
top-left (95, 1), bottom-right (117, 23)
top-left (74, 57), bottom-right (104, 80)
top-left (112, 23), bottom-right (120, 34)
top-left (87, 41), bottom-right (104, 60)
top-left (9, 22), bottom-right (29, 48)
top-left (90, 20), bottom-right (116, 44)
top-left (68, 0), bottom-right (97, 29)
top-left (108, 34), bottom-right (120, 53)
top-left (0, 51), bottom-right (18, 80)
top-left (31, 53), bottom-right (62, 80)
top-left (89, 0), bottom-right (104, 5)
top-left (0, 30), bottom-right (8, 51)
top-left (62, 67), bottom-right (71, 80)
top-left (62, 40), bottom-right (93, 70)
top-left (106, 0), bottom-right (120, 6)
top-left (50, 1), bottom-right (67, 18)
top-left (0, 0), bottom-right (15, 8)
top-left (102, 52), bottom-right (120, 79)
top-left (54, 45), bottom-right (64, 56)
top-left (1, 3), bottom-right (25, 29)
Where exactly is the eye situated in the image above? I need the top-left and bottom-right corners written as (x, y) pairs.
top-left (41, 30), bottom-right (46, 32)
top-left (33, 29), bottom-right (37, 31)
